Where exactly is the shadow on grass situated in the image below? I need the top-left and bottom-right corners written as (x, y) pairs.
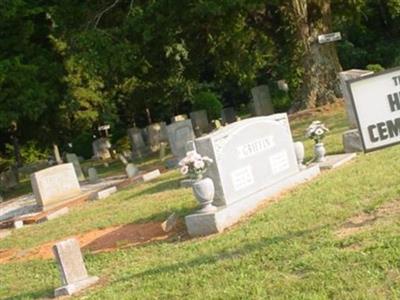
top-left (130, 177), bottom-right (182, 197)
top-left (4, 288), bottom-right (54, 300)
top-left (114, 226), bottom-right (326, 283)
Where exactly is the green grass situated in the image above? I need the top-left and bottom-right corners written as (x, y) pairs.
top-left (2, 104), bottom-right (400, 299)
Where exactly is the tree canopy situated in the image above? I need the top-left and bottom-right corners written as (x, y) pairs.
top-left (1, 0), bottom-right (400, 162)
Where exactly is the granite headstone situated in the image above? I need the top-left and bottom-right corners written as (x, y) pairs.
top-left (167, 120), bottom-right (195, 159)
top-left (251, 85), bottom-right (274, 116)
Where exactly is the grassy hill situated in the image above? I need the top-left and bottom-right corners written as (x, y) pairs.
top-left (1, 103), bottom-right (400, 299)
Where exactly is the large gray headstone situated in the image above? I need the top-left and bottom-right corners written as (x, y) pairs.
top-left (127, 127), bottom-right (147, 158)
top-left (190, 110), bottom-right (210, 136)
top-left (53, 238), bottom-right (98, 297)
top-left (65, 153), bottom-right (85, 181)
top-left (195, 114), bottom-right (298, 206)
top-left (167, 120), bottom-right (195, 159)
top-left (221, 107), bottom-right (236, 125)
top-left (339, 69), bottom-right (373, 128)
top-left (251, 85), bottom-right (274, 116)
top-left (31, 163), bottom-right (81, 210)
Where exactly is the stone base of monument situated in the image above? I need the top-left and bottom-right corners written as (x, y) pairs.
top-left (54, 276), bottom-right (99, 297)
top-left (317, 153), bottom-right (357, 170)
top-left (185, 165), bottom-right (320, 237)
top-left (342, 129), bottom-right (363, 153)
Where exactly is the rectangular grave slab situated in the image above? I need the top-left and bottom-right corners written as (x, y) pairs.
top-left (142, 169), bottom-right (161, 182)
top-left (167, 120), bottom-right (195, 160)
top-left (31, 163), bottom-right (81, 210)
top-left (251, 85), bottom-right (274, 116)
top-left (53, 238), bottom-right (98, 297)
top-left (65, 153), bottom-right (85, 181)
top-left (195, 114), bottom-right (299, 207)
top-left (38, 207), bottom-right (69, 223)
top-left (317, 153), bottom-right (357, 170)
top-left (95, 186), bottom-right (117, 200)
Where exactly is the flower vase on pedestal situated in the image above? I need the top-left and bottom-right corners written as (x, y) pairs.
top-left (314, 142), bottom-right (326, 162)
top-left (192, 177), bottom-right (217, 213)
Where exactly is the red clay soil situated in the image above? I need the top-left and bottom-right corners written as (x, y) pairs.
top-left (0, 221), bottom-right (185, 264)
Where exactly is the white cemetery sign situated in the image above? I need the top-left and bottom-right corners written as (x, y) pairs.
top-left (318, 32), bottom-right (341, 44)
top-left (348, 66), bottom-right (400, 152)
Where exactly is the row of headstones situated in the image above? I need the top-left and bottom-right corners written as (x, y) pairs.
top-left (127, 85), bottom-right (275, 161)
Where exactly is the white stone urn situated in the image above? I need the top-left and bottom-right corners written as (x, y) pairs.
top-left (192, 177), bottom-right (217, 213)
top-left (314, 142), bottom-right (326, 162)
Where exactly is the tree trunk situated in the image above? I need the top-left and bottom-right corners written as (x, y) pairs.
top-left (287, 0), bottom-right (342, 111)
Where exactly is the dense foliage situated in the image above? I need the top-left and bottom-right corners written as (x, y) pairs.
top-left (1, 0), bottom-right (399, 163)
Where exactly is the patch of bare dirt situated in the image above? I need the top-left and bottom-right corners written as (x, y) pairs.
top-left (336, 199), bottom-right (400, 238)
top-left (0, 220), bottom-right (186, 264)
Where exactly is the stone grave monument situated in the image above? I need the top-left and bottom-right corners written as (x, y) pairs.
top-left (251, 85), bottom-right (274, 116)
top-left (65, 153), bottom-right (85, 181)
top-left (147, 122), bottom-right (168, 152)
top-left (185, 114), bottom-right (320, 236)
top-left (221, 107), bottom-right (236, 125)
top-left (92, 138), bottom-right (112, 160)
top-left (190, 110), bottom-right (210, 137)
top-left (53, 238), bottom-right (99, 297)
top-left (125, 163), bottom-right (139, 178)
top-left (339, 69), bottom-right (373, 152)
top-left (167, 120), bottom-right (195, 160)
top-left (31, 163), bottom-right (81, 211)
top-left (87, 167), bottom-right (98, 184)
top-left (128, 127), bottom-right (147, 158)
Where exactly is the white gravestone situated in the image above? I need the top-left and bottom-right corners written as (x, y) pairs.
top-left (186, 114), bottom-right (320, 236)
top-left (53, 238), bottom-right (99, 297)
top-left (167, 120), bottom-right (195, 160)
top-left (31, 163), bottom-right (81, 210)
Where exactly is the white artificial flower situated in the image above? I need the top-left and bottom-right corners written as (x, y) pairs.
top-left (194, 160), bottom-right (205, 169)
top-left (315, 128), bottom-right (324, 136)
top-left (180, 165), bottom-right (189, 175)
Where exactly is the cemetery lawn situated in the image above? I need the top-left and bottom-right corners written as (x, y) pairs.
top-left (2, 103), bottom-right (400, 299)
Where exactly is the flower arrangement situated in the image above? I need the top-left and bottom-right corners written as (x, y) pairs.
top-left (305, 121), bottom-right (329, 144)
top-left (179, 151), bottom-right (213, 180)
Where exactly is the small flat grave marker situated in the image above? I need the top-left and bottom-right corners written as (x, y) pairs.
top-left (142, 169), bottom-right (161, 182)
